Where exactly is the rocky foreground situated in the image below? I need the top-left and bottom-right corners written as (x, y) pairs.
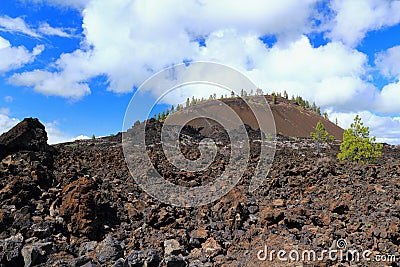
top-left (0, 118), bottom-right (399, 267)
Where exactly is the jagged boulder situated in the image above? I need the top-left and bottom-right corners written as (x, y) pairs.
top-left (59, 177), bottom-right (101, 239)
top-left (0, 118), bottom-right (49, 160)
top-left (0, 118), bottom-right (55, 208)
top-left (59, 176), bottom-right (119, 240)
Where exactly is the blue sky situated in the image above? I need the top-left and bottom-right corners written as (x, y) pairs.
top-left (0, 0), bottom-right (400, 144)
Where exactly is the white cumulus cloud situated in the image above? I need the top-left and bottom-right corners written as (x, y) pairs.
top-left (9, 70), bottom-right (91, 99)
top-left (373, 81), bottom-right (400, 114)
top-left (9, 0), bottom-right (373, 104)
top-left (372, 46), bottom-right (400, 114)
top-left (225, 35), bottom-right (374, 109)
top-left (375, 45), bottom-right (400, 79)
top-left (326, 0), bottom-right (400, 47)
top-left (0, 36), bottom-right (44, 72)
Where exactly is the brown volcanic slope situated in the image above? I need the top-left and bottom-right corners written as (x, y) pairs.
top-left (267, 96), bottom-right (344, 140)
top-left (185, 95), bottom-right (344, 140)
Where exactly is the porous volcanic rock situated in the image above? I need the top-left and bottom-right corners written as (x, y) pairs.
top-left (0, 118), bottom-right (50, 160)
top-left (59, 176), bottom-right (102, 240)
top-left (0, 117), bottom-right (399, 266)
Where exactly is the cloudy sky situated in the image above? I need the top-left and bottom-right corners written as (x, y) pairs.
top-left (0, 0), bottom-right (400, 144)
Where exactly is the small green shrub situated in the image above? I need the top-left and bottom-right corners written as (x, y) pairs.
top-left (310, 121), bottom-right (334, 153)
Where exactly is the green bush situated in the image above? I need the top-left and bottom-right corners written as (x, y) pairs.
top-left (337, 115), bottom-right (382, 163)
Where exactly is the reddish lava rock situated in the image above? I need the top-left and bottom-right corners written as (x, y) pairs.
top-left (59, 176), bottom-right (101, 240)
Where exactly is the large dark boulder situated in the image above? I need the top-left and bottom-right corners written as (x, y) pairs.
top-left (0, 118), bottom-right (49, 160)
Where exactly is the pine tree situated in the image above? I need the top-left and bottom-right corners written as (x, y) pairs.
top-left (186, 98), bottom-right (190, 107)
top-left (337, 115), bottom-right (382, 163)
top-left (310, 121), bottom-right (334, 154)
top-left (311, 102), bottom-right (317, 112)
top-left (171, 105), bottom-right (175, 113)
top-left (283, 90), bottom-right (288, 99)
top-left (272, 94), bottom-right (277, 104)
top-left (323, 112), bottom-right (329, 120)
top-left (305, 100), bottom-right (310, 109)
